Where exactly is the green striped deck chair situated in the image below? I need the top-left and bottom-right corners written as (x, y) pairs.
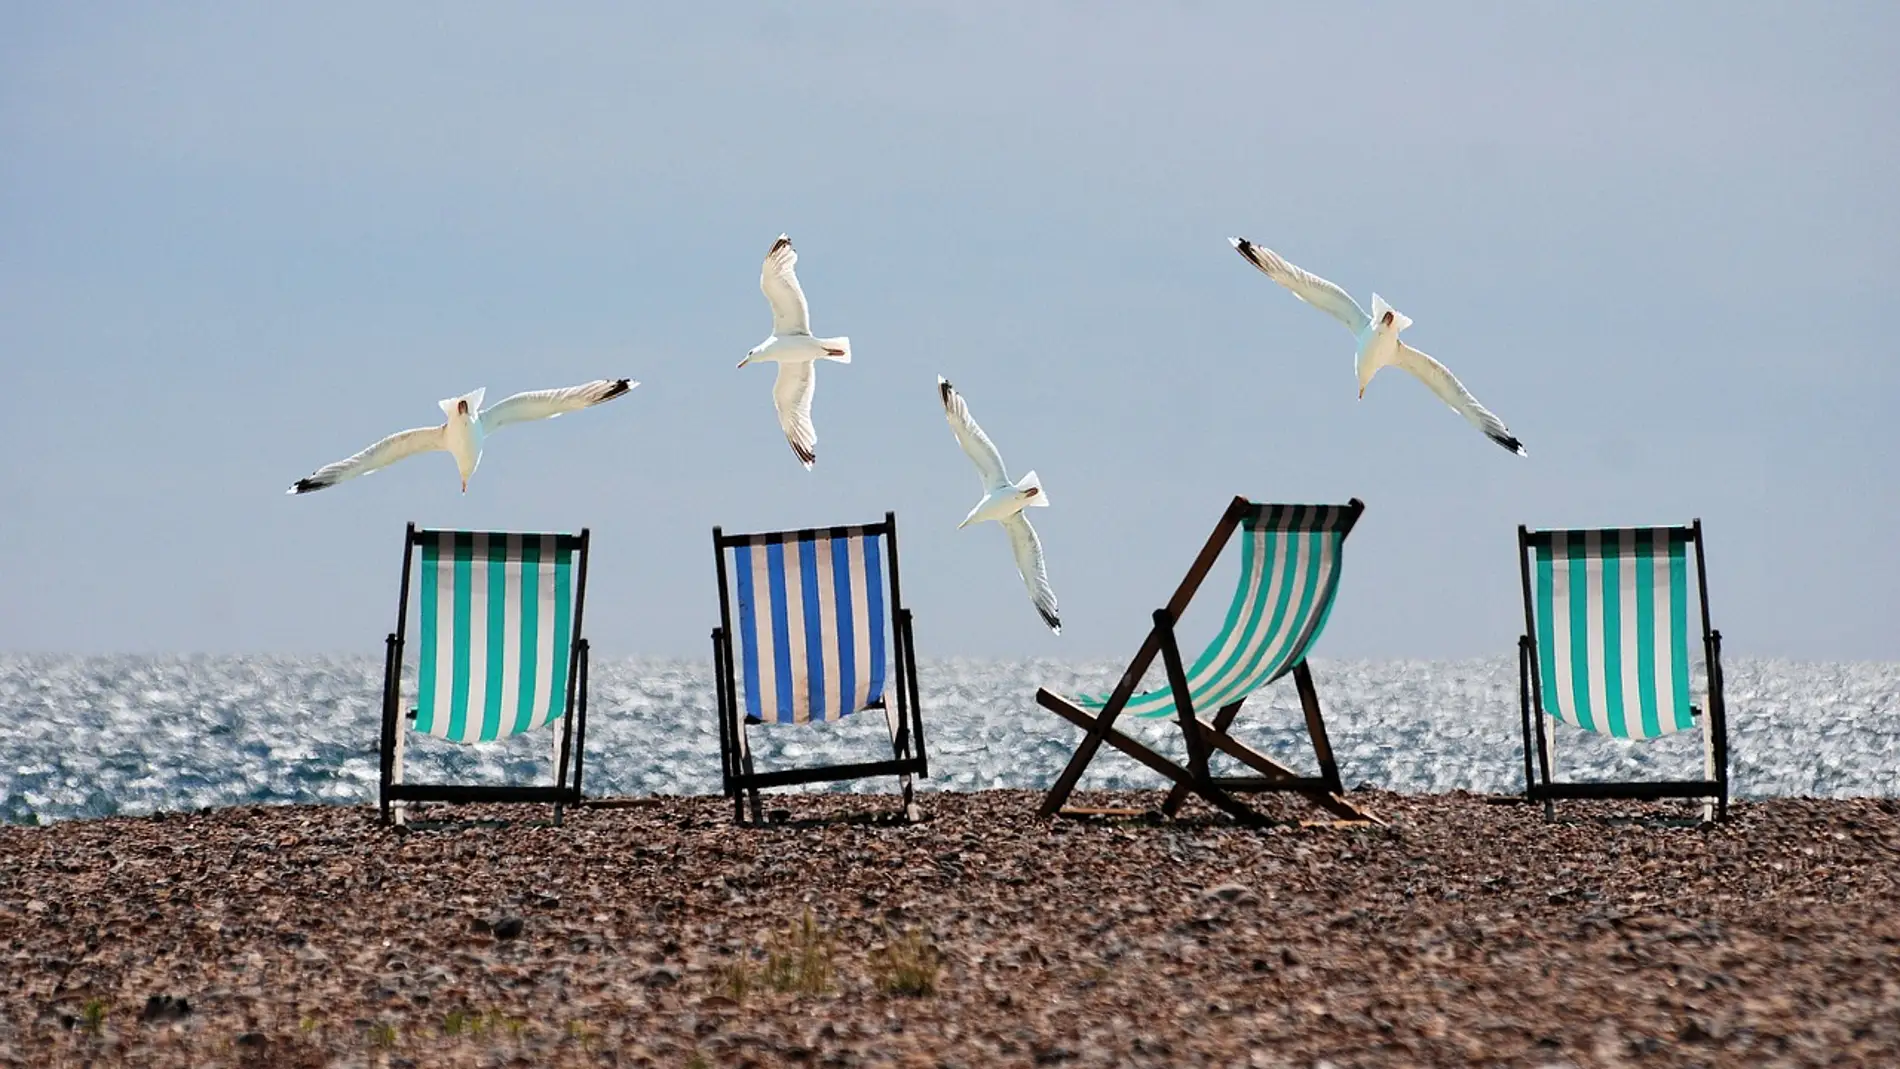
top-left (378, 523), bottom-right (593, 826)
top-left (1038, 497), bottom-right (1378, 826)
top-left (1517, 521), bottom-right (1729, 821)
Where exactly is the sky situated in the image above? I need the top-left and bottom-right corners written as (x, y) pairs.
top-left (1, 3), bottom-right (1894, 660)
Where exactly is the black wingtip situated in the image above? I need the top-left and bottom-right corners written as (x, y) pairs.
top-left (1490, 433), bottom-right (1527, 457)
top-left (937, 377), bottom-right (954, 406)
top-left (1040, 607), bottom-right (1062, 634)
top-left (601, 378), bottom-right (633, 402)
top-left (790, 440), bottom-right (816, 468)
top-left (768, 234), bottom-right (792, 256)
top-left (1231, 236), bottom-right (1261, 268)
top-left (288, 477), bottom-right (324, 495)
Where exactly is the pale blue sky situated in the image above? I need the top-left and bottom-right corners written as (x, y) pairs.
top-left (1, 3), bottom-right (1894, 659)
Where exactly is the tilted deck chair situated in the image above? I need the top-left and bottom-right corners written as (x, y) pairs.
top-left (711, 513), bottom-right (927, 825)
top-left (1038, 497), bottom-right (1378, 826)
top-left (1518, 521), bottom-right (1729, 821)
top-left (378, 524), bottom-right (592, 826)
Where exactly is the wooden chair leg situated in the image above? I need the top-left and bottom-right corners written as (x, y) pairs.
top-left (1292, 662), bottom-right (1344, 795)
top-left (1035, 690), bottom-right (1268, 827)
top-left (1162, 701), bottom-right (1244, 816)
top-left (883, 705), bottom-right (922, 822)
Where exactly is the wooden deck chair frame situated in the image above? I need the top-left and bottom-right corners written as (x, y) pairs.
top-left (1038, 496), bottom-right (1378, 826)
top-left (378, 523), bottom-right (592, 827)
top-left (1517, 520), bottom-right (1729, 822)
top-left (710, 512), bottom-right (928, 826)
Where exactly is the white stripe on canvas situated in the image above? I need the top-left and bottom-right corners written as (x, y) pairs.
top-left (1549, 534), bottom-right (1578, 729)
top-left (461, 533), bottom-right (490, 742)
top-left (1616, 529), bottom-right (1643, 735)
top-left (749, 544), bottom-right (779, 722)
top-left (499, 534), bottom-right (524, 736)
top-left (533, 535), bottom-right (559, 730)
top-left (811, 537), bottom-right (843, 722)
top-left (847, 536), bottom-right (874, 712)
top-left (1650, 529), bottom-right (1679, 726)
top-left (1581, 530), bottom-right (1605, 736)
top-left (430, 531), bottom-right (457, 738)
top-left (781, 538), bottom-right (811, 724)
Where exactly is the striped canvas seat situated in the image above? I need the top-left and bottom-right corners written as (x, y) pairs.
top-left (1529, 528), bottom-right (1695, 738)
top-left (414, 531), bottom-right (579, 742)
top-left (1075, 503), bottom-right (1354, 720)
top-left (712, 514), bottom-right (927, 825)
top-left (729, 530), bottom-right (888, 725)
top-left (1515, 520), bottom-right (1728, 820)
top-left (378, 524), bottom-right (592, 826)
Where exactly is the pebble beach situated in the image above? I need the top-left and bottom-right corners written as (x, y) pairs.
top-left (4, 789), bottom-right (1897, 1068)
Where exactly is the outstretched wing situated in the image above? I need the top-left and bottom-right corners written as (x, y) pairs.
top-left (937, 377), bottom-right (1010, 490)
top-left (772, 360), bottom-right (818, 469)
top-left (1230, 237), bottom-right (1371, 335)
top-left (760, 234), bottom-right (811, 337)
top-left (287, 425), bottom-right (445, 494)
top-left (478, 379), bottom-right (636, 432)
top-left (1392, 342), bottom-right (1527, 456)
top-left (1001, 512), bottom-right (1061, 634)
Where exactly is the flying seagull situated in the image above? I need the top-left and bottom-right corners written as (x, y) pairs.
top-left (1229, 237), bottom-right (1526, 456)
top-left (937, 376), bottom-right (1060, 634)
top-left (286, 378), bottom-right (636, 495)
top-left (738, 234), bottom-right (852, 470)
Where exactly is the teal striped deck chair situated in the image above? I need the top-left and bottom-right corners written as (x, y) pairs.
top-left (378, 523), bottom-right (592, 826)
top-left (1038, 497), bottom-right (1378, 826)
top-left (1518, 521), bottom-right (1729, 821)
top-left (710, 513), bottom-right (928, 826)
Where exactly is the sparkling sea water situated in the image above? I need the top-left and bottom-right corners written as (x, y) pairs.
top-left (1, 656), bottom-right (1895, 824)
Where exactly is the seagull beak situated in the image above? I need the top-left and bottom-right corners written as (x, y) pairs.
top-left (460, 478), bottom-right (468, 493)
top-left (736, 355), bottom-right (751, 369)
top-left (1357, 386), bottom-right (1365, 400)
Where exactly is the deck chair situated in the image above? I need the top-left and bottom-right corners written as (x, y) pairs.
top-left (1038, 496), bottom-right (1377, 826)
top-left (1517, 521), bottom-right (1729, 821)
top-left (378, 524), bottom-right (592, 827)
top-left (710, 512), bottom-right (927, 825)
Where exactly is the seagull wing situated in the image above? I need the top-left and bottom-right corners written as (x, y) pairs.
top-left (1392, 342), bottom-right (1527, 456)
top-left (760, 234), bottom-right (812, 336)
top-left (937, 376), bottom-right (1010, 490)
top-left (1001, 512), bottom-right (1061, 634)
top-left (478, 378), bottom-right (636, 433)
top-left (287, 425), bottom-right (446, 494)
top-left (772, 360), bottom-right (818, 469)
top-left (1230, 238), bottom-right (1371, 335)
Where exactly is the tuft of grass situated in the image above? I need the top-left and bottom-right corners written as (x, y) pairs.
top-left (365, 1021), bottom-right (399, 1049)
top-left (298, 1015), bottom-right (321, 1035)
top-left (686, 1052), bottom-right (711, 1069)
top-left (717, 956), bottom-right (756, 1003)
top-left (80, 999), bottom-right (108, 1035)
top-left (870, 925), bottom-right (942, 997)
top-left (763, 909), bottom-right (835, 995)
top-left (441, 1009), bottom-right (470, 1036)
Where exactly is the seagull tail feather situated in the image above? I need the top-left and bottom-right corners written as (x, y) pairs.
top-left (817, 336), bottom-right (851, 363)
top-left (1015, 470), bottom-right (1049, 507)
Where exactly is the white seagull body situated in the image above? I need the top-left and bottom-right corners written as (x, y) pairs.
top-left (1229, 237), bottom-right (1527, 456)
top-left (738, 234), bottom-right (852, 469)
top-left (287, 378), bottom-right (636, 495)
top-left (937, 376), bottom-right (1060, 634)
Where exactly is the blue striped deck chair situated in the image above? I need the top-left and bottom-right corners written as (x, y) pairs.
top-left (710, 512), bottom-right (927, 825)
top-left (378, 523), bottom-right (592, 827)
top-left (1038, 497), bottom-right (1378, 826)
top-left (1518, 520), bottom-right (1729, 821)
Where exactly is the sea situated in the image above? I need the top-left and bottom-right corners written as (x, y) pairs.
top-left (1, 656), bottom-right (1895, 825)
